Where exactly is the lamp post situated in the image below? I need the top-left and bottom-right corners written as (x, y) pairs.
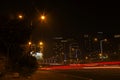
top-left (39, 41), bottom-right (44, 53)
top-left (28, 41), bottom-right (32, 55)
top-left (100, 39), bottom-right (107, 54)
top-left (94, 38), bottom-right (107, 54)
top-left (100, 40), bottom-right (103, 54)
top-left (28, 14), bottom-right (46, 50)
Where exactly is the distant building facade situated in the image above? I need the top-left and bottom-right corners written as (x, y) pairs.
top-left (50, 32), bottom-right (120, 63)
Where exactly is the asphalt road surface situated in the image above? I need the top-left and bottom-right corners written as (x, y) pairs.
top-left (1, 68), bottom-right (120, 80)
top-left (30, 70), bottom-right (90, 80)
top-left (30, 68), bottom-right (120, 80)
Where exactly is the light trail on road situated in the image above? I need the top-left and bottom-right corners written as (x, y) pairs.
top-left (39, 61), bottom-right (120, 70)
top-left (39, 65), bottom-right (120, 70)
top-left (83, 66), bottom-right (120, 69)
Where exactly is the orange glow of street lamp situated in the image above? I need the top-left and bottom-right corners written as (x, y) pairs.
top-left (18, 14), bottom-right (23, 19)
top-left (94, 38), bottom-right (98, 42)
top-left (39, 41), bottom-right (43, 46)
top-left (104, 38), bottom-right (107, 42)
top-left (28, 42), bottom-right (32, 45)
top-left (41, 15), bottom-right (45, 20)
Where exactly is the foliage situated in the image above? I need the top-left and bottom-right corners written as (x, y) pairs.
top-left (11, 55), bottom-right (38, 76)
top-left (0, 15), bottom-right (38, 76)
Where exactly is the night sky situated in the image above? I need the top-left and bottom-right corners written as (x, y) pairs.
top-left (0, 0), bottom-right (119, 41)
top-left (0, 0), bottom-right (120, 59)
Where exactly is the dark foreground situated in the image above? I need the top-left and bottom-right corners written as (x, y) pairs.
top-left (1, 68), bottom-right (120, 80)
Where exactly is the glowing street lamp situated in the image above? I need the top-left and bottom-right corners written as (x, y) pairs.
top-left (28, 41), bottom-right (32, 45)
top-left (100, 38), bottom-right (107, 54)
top-left (18, 14), bottom-right (23, 19)
top-left (104, 38), bottom-right (107, 42)
top-left (94, 38), bottom-right (98, 42)
top-left (94, 38), bottom-right (107, 54)
top-left (41, 15), bottom-right (45, 20)
top-left (39, 41), bottom-right (44, 54)
top-left (39, 41), bottom-right (43, 46)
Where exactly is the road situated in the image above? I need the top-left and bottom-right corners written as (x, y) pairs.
top-left (30, 70), bottom-right (90, 80)
top-left (1, 67), bottom-right (120, 80)
top-left (56, 69), bottom-right (120, 80)
top-left (30, 68), bottom-right (120, 80)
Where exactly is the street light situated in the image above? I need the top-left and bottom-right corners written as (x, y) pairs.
top-left (39, 14), bottom-right (47, 23)
top-left (28, 41), bottom-right (32, 45)
top-left (94, 38), bottom-right (98, 42)
top-left (94, 38), bottom-right (107, 54)
top-left (100, 39), bottom-right (107, 54)
top-left (39, 41), bottom-right (44, 53)
top-left (41, 15), bottom-right (45, 20)
top-left (39, 41), bottom-right (43, 46)
top-left (28, 41), bottom-right (32, 54)
top-left (18, 14), bottom-right (23, 19)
